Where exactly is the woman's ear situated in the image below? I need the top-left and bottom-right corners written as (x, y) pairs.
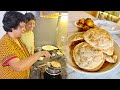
top-left (11, 28), bottom-right (14, 32)
top-left (11, 28), bottom-right (16, 32)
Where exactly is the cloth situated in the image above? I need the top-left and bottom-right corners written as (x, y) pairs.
top-left (20, 31), bottom-right (34, 55)
top-left (0, 34), bottom-right (30, 79)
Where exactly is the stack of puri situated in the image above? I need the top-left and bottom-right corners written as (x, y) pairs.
top-left (69, 27), bottom-right (118, 72)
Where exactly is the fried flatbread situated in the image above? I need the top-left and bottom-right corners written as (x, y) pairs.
top-left (102, 46), bottom-right (114, 55)
top-left (68, 32), bottom-right (84, 44)
top-left (103, 54), bottom-right (117, 63)
top-left (83, 28), bottom-right (114, 50)
top-left (73, 42), bottom-right (105, 71)
top-left (68, 32), bottom-right (85, 59)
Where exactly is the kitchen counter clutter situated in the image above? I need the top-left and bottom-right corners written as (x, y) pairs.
top-left (30, 45), bottom-right (67, 79)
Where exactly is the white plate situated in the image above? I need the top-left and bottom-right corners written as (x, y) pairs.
top-left (94, 20), bottom-right (120, 34)
top-left (65, 41), bottom-right (120, 75)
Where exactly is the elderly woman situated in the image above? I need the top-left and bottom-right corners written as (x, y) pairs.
top-left (0, 11), bottom-right (51, 79)
top-left (20, 12), bottom-right (36, 55)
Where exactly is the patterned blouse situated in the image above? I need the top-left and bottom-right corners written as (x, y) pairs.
top-left (0, 34), bottom-right (30, 79)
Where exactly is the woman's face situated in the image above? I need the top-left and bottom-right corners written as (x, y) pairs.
top-left (13, 22), bottom-right (26, 38)
top-left (25, 20), bottom-right (35, 31)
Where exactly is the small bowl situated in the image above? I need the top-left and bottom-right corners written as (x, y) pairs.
top-left (74, 21), bottom-right (83, 28)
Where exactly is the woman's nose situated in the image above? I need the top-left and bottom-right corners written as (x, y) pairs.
top-left (22, 28), bottom-right (26, 32)
top-left (29, 24), bottom-right (33, 27)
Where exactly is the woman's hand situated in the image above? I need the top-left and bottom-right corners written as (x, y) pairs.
top-left (41, 51), bottom-right (51, 59)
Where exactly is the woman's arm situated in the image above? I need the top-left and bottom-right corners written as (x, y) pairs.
top-left (8, 51), bottom-right (51, 72)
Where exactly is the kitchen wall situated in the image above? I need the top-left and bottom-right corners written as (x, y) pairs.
top-left (33, 11), bottom-right (68, 49)
top-left (33, 17), bottom-right (58, 48)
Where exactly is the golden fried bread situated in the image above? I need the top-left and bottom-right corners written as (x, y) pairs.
top-left (102, 46), bottom-right (114, 55)
top-left (83, 28), bottom-right (114, 50)
top-left (103, 54), bottom-right (117, 63)
top-left (68, 32), bottom-right (84, 44)
top-left (68, 33), bottom-right (85, 58)
top-left (48, 61), bottom-right (61, 68)
top-left (68, 32), bottom-right (84, 51)
top-left (113, 54), bottom-right (118, 63)
top-left (73, 42), bottom-right (105, 71)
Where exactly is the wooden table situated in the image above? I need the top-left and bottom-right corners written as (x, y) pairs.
top-left (66, 11), bottom-right (120, 79)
